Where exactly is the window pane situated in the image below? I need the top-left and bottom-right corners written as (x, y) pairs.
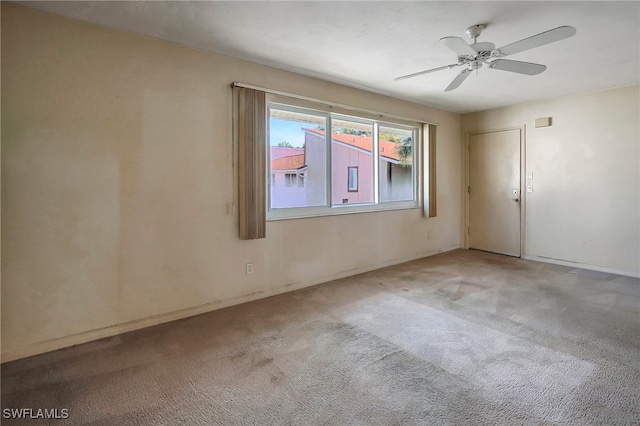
top-left (269, 109), bottom-right (327, 209)
top-left (379, 126), bottom-right (414, 202)
top-left (267, 100), bottom-right (420, 219)
top-left (348, 167), bottom-right (358, 192)
top-left (331, 118), bottom-right (374, 205)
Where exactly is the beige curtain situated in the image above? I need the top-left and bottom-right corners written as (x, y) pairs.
top-left (425, 124), bottom-right (437, 218)
top-left (236, 87), bottom-right (266, 240)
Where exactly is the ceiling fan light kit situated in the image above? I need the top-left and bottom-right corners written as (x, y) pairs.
top-left (395, 24), bottom-right (577, 92)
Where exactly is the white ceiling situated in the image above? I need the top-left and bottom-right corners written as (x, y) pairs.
top-left (18, 1), bottom-right (640, 114)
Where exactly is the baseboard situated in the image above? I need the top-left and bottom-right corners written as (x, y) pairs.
top-left (522, 254), bottom-right (640, 278)
top-left (1, 244), bottom-right (460, 363)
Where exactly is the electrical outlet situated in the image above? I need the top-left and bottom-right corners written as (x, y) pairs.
top-left (527, 185), bottom-right (533, 193)
top-left (245, 263), bottom-right (254, 275)
top-left (427, 231), bottom-right (431, 240)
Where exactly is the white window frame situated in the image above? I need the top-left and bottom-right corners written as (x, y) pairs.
top-left (377, 121), bottom-right (418, 204)
top-left (347, 166), bottom-right (358, 192)
top-left (267, 95), bottom-right (421, 220)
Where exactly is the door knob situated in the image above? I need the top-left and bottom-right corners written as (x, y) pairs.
top-left (513, 198), bottom-right (520, 202)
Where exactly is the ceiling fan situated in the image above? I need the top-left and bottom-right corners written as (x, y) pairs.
top-left (395, 24), bottom-right (576, 91)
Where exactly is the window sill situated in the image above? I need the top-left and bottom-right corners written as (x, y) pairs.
top-left (267, 201), bottom-right (420, 221)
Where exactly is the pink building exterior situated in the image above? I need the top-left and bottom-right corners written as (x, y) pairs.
top-left (270, 129), bottom-right (412, 209)
top-left (270, 147), bottom-right (307, 208)
top-left (328, 134), bottom-right (374, 204)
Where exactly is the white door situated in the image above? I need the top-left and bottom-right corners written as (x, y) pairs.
top-left (469, 129), bottom-right (521, 257)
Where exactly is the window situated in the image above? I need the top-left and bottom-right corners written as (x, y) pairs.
top-left (269, 106), bottom-right (326, 209)
top-left (267, 98), bottom-right (421, 219)
top-left (332, 117), bottom-right (372, 204)
top-left (285, 173), bottom-right (305, 188)
top-left (379, 125), bottom-right (414, 202)
top-left (285, 173), bottom-right (295, 187)
top-left (348, 167), bottom-right (358, 192)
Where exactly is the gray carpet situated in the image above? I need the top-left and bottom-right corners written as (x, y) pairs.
top-left (2, 249), bottom-right (639, 425)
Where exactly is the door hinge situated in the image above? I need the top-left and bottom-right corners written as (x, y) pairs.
top-left (467, 186), bottom-right (471, 193)
top-left (468, 227), bottom-right (471, 235)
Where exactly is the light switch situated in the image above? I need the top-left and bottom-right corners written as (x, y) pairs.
top-left (527, 172), bottom-right (533, 180)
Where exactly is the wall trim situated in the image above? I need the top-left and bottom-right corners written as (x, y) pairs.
top-left (523, 254), bottom-right (640, 278)
top-left (1, 244), bottom-right (460, 363)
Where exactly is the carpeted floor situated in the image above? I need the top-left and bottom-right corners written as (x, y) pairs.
top-left (2, 249), bottom-right (639, 425)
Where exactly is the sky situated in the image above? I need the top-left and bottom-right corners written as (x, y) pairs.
top-left (269, 118), bottom-right (310, 148)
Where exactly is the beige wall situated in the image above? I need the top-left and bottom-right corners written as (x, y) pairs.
top-left (1, 4), bottom-right (462, 361)
top-left (462, 85), bottom-right (640, 277)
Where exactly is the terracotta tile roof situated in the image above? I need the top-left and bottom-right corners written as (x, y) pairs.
top-left (304, 128), bottom-right (407, 162)
top-left (272, 154), bottom-right (305, 171)
top-left (271, 147), bottom-right (304, 159)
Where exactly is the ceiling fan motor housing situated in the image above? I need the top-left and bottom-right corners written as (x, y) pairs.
top-left (458, 42), bottom-right (497, 70)
top-left (465, 24), bottom-right (486, 40)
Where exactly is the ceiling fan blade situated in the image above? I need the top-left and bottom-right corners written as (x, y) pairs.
top-left (394, 63), bottom-right (460, 81)
top-left (498, 26), bottom-right (576, 56)
top-left (489, 59), bottom-right (547, 75)
top-left (440, 36), bottom-right (477, 56)
top-left (445, 69), bottom-right (471, 92)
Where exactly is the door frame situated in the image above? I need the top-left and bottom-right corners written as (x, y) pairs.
top-left (464, 126), bottom-right (526, 257)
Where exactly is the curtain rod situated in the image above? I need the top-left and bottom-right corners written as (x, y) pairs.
top-left (231, 82), bottom-right (439, 126)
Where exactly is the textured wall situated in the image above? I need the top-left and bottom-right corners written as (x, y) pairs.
top-left (462, 85), bottom-right (640, 276)
top-left (1, 4), bottom-right (462, 361)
